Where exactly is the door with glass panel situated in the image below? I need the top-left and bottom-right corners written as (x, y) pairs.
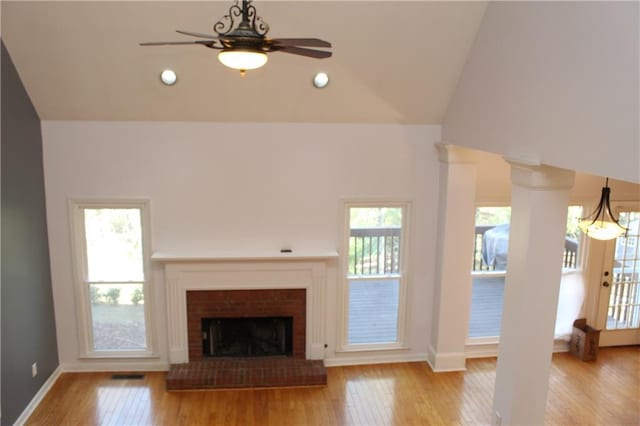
top-left (596, 206), bottom-right (640, 346)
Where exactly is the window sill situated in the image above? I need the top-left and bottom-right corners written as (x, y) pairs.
top-left (465, 336), bottom-right (499, 345)
top-left (336, 344), bottom-right (409, 354)
top-left (471, 271), bottom-right (506, 278)
top-left (80, 351), bottom-right (158, 359)
top-left (473, 269), bottom-right (581, 278)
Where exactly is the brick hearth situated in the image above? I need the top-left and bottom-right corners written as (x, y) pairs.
top-left (166, 357), bottom-right (327, 390)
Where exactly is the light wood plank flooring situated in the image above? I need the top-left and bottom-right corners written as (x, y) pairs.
top-left (26, 347), bottom-right (639, 425)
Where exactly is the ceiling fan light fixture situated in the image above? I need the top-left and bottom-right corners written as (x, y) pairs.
top-left (218, 50), bottom-right (268, 72)
top-left (141, 0), bottom-right (332, 74)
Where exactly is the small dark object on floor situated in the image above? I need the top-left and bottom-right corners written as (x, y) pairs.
top-left (111, 374), bottom-right (145, 380)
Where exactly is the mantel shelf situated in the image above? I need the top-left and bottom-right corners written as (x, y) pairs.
top-left (151, 251), bottom-right (339, 263)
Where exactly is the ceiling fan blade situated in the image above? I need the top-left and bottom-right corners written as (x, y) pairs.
top-left (277, 46), bottom-right (332, 59)
top-left (176, 30), bottom-right (219, 40)
top-left (140, 40), bottom-right (220, 48)
top-left (271, 38), bottom-right (331, 48)
top-left (140, 41), bottom-right (202, 46)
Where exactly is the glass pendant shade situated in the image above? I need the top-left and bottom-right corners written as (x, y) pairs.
top-left (578, 219), bottom-right (627, 240)
top-left (578, 181), bottom-right (628, 241)
top-left (218, 50), bottom-right (268, 71)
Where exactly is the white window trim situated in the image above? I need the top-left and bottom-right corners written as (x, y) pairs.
top-left (337, 200), bottom-right (411, 353)
top-left (69, 198), bottom-right (156, 358)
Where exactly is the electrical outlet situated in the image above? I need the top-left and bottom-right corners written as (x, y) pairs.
top-left (495, 411), bottom-right (502, 426)
top-left (32, 362), bottom-right (38, 378)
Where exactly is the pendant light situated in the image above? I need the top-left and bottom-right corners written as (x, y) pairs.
top-left (578, 178), bottom-right (628, 240)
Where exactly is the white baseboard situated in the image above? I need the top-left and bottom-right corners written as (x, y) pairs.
top-left (465, 342), bottom-right (500, 359)
top-left (324, 352), bottom-right (428, 367)
top-left (426, 346), bottom-right (466, 372)
top-left (62, 360), bottom-right (170, 372)
top-left (14, 365), bottom-right (62, 426)
top-left (553, 339), bottom-right (570, 353)
top-left (465, 339), bottom-right (571, 359)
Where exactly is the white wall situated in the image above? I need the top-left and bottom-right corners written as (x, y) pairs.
top-left (444, 1), bottom-right (640, 184)
top-left (42, 121), bottom-right (441, 368)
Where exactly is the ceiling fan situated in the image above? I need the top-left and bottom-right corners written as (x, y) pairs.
top-left (140, 0), bottom-right (332, 76)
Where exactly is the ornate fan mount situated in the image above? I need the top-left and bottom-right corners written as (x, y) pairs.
top-left (140, 0), bottom-right (332, 76)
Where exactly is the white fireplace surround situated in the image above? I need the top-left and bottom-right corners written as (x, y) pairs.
top-left (158, 253), bottom-right (336, 364)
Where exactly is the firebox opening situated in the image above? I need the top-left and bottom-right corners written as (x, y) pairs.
top-left (202, 317), bottom-right (293, 357)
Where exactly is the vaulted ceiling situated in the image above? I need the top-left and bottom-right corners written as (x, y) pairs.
top-left (1, 1), bottom-right (487, 123)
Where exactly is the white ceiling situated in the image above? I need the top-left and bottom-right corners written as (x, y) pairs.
top-left (1, 1), bottom-right (488, 123)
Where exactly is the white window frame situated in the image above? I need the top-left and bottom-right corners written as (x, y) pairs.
top-left (338, 200), bottom-right (411, 352)
top-left (69, 198), bottom-right (155, 358)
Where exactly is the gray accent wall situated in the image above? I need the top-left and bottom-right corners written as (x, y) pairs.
top-left (1, 42), bottom-right (59, 425)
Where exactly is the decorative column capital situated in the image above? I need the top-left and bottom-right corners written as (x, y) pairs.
top-left (505, 158), bottom-right (575, 190)
top-left (436, 143), bottom-right (478, 164)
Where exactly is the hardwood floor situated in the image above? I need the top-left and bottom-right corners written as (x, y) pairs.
top-left (26, 347), bottom-right (639, 425)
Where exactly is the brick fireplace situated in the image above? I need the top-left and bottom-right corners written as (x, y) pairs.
top-left (158, 256), bottom-right (333, 389)
top-left (159, 255), bottom-right (333, 364)
top-left (186, 289), bottom-right (307, 361)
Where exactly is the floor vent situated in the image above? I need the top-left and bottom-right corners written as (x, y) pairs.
top-left (111, 374), bottom-right (144, 380)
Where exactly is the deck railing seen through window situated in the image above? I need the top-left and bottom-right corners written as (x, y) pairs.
top-left (349, 228), bottom-right (401, 276)
top-left (472, 226), bottom-right (578, 272)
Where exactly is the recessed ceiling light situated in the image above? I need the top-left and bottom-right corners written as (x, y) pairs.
top-left (313, 72), bottom-right (329, 89)
top-left (160, 69), bottom-right (177, 86)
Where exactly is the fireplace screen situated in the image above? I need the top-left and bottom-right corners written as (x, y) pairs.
top-left (202, 317), bottom-right (293, 357)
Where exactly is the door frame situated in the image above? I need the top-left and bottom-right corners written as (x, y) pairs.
top-left (594, 202), bottom-right (640, 346)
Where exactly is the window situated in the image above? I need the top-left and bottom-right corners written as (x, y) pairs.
top-left (469, 206), bottom-right (511, 338)
top-left (341, 203), bottom-right (409, 350)
top-left (564, 206), bottom-right (583, 270)
top-left (71, 200), bottom-right (153, 357)
top-left (473, 206), bottom-right (512, 273)
top-left (468, 205), bottom-right (584, 338)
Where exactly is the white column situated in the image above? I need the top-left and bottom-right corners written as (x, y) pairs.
top-left (428, 144), bottom-right (477, 371)
top-left (492, 161), bottom-right (575, 425)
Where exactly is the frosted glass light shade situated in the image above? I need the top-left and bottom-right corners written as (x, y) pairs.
top-left (218, 50), bottom-right (268, 71)
top-left (578, 219), bottom-right (627, 241)
top-left (578, 180), bottom-right (628, 241)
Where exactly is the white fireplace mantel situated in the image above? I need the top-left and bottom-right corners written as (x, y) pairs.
top-left (152, 251), bottom-right (339, 263)
top-left (155, 253), bottom-right (336, 364)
